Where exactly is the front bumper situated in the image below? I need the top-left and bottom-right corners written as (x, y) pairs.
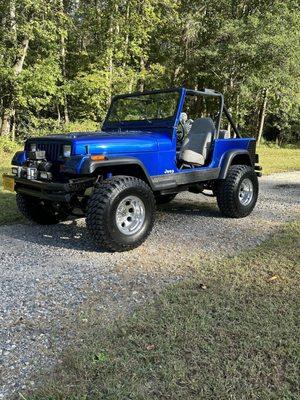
top-left (14, 177), bottom-right (95, 202)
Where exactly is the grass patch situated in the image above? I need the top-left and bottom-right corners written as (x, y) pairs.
top-left (0, 151), bottom-right (23, 224)
top-left (258, 144), bottom-right (300, 175)
top-left (29, 221), bottom-right (300, 400)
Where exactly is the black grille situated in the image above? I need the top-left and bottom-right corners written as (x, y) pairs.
top-left (26, 141), bottom-right (68, 162)
top-left (36, 143), bottom-right (62, 161)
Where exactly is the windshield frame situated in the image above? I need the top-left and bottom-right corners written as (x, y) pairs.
top-left (102, 88), bottom-right (183, 131)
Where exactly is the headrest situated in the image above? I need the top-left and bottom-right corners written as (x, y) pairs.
top-left (189, 118), bottom-right (216, 135)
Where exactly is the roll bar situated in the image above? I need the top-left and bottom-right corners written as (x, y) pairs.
top-left (186, 88), bottom-right (241, 138)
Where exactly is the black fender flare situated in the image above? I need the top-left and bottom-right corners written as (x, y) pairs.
top-left (80, 157), bottom-right (155, 189)
top-left (218, 150), bottom-right (253, 179)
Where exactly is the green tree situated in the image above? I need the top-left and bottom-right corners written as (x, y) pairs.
top-left (0, 0), bottom-right (299, 144)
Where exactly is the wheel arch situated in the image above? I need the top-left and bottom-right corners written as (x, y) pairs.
top-left (218, 150), bottom-right (253, 179)
top-left (84, 158), bottom-right (155, 189)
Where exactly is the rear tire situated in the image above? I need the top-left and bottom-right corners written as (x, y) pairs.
top-left (86, 176), bottom-right (155, 252)
top-left (216, 165), bottom-right (258, 218)
top-left (155, 193), bottom-right (177, 205)
top-left (16, 193), bottom-right (70, 225)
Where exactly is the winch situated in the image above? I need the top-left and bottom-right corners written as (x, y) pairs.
top-left (12, 150), bottom-right (53, 181)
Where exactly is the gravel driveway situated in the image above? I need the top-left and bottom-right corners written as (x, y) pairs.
top-left (0, 171), bottom-right (299, 398)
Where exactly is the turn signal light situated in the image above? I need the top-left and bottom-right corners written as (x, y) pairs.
top-left (91, 155), bottom-right (107, 161)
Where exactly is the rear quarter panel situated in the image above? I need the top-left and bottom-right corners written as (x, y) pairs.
top-left (210, 138), bottom-right (255, 168)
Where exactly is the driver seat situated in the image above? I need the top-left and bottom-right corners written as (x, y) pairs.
top-left (180, 118), bottom-right (215, 166)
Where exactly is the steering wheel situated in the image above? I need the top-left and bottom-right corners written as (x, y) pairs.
top-left (177, 121), bottom-right (185, 142)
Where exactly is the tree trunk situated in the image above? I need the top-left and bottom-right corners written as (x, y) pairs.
top-left (63, 98), bottom-right (69, 124)
top-left (107, 2), bottom-right (118, 105)
top-left (236, 94), bottom-right (240, 127)
top-left (61, 37), bottom-right (69, 124)
top-left (123, 0), bottom-right (130, 67)
top-left (0, 108), bottom-right (13, 137)
top-left (257, 89), bottom-right (268, 145)
top-left (60, 0), bottom-right (69, 124)
top-left (10, 0), bottom-right (17, 44)
top-left (138, 58), bottom-right (145, 92)
top-left (11, 109), bottom-right (16, 141)
top-left (12, 37), bottom-right (29, 75)
top-left (57, 104), bottom-right (61, 124)
top-left (227, 77), bottom-right (234, 136)
top-left (0, 0), bottom-right (29, 137)
top-left (173, 66), bottom-right (180, 85)
top-left (107, 52), bottom-right (113, 105)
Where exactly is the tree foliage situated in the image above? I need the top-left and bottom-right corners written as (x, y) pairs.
top-left (0, 0), bottom-right (299, 143)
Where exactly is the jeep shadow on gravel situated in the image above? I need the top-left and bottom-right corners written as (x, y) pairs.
top-left (3, 88), bottom-right (262, 252)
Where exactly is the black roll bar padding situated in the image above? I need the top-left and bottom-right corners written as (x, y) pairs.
top-left (186, 88), bottom-right (224, 137)
top-left (223, 106), bottom-right (241, 138)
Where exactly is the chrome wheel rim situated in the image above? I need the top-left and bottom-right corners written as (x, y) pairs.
top-left (238, 178), bottom-right (254, 206)
top-left (115, 195), bottom-right (145, 235)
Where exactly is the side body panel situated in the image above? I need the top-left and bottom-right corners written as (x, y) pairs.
top-left (208, 138), bottom-right (255, 168)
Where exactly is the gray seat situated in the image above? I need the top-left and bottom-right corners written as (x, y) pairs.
top-left (180, 118), bottom-right (215, 166)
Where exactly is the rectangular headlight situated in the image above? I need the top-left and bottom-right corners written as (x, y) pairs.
top-left (11, 167), bottom-right (20, 176)
top-left (63, 145), bottom-right (72, 158)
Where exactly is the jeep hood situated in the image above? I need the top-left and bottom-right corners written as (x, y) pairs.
top-left (31, 130), bottom-right (172, 154)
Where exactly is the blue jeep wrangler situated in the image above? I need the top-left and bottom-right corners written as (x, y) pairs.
top-left (4, 88), bottom-right (261, 251)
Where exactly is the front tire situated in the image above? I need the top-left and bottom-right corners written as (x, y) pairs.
top-left (216, 165), bottom-right (258, 218)
top-left (16, 193), bottom-right (70, 224)
top-left (86, 176), bottom-right (155, 252)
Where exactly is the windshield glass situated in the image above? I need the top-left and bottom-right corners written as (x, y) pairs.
top-left (106, 91), bottom-right (179, 124)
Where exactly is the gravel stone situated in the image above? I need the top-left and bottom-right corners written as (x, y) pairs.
top-left (0, 171), bottom-right (299, 398)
